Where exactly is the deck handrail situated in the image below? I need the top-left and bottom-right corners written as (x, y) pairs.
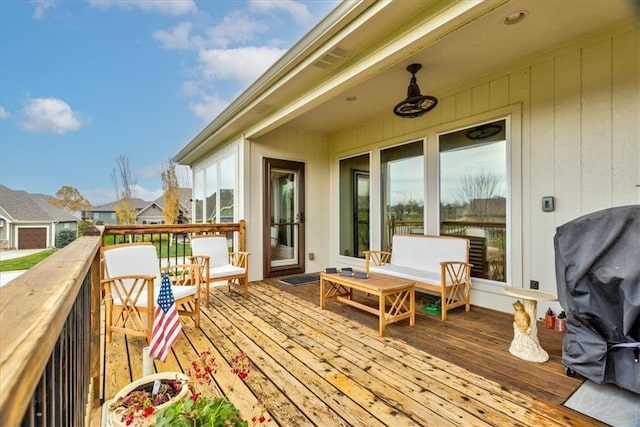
top-left (0, 233), bottom-right (103, 426)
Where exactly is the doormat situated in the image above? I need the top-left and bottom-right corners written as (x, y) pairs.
top-left (563, 380), bottom-right (639, 426)
top-left (277, 273), bottom-right (320, 286)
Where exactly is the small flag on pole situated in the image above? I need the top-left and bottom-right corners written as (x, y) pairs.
top-left (149, 273), bottom-right (182, 362)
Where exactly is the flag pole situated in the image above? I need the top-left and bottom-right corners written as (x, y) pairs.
top-left (142, 346), bottom-right (153, 377)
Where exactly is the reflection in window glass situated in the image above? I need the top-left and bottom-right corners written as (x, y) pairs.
top-left (339, 154), bottom-right (369, 258)
top-left (205, 163), bottom-right (217, 223)
top-left (439, 119), bottom-right (507, 282)
top-left (193, 169), bottom-right (204, 223)
top-left (381, 141), bottom-right (424, 252)
top-left (220, 155), bottom-right (235, 222)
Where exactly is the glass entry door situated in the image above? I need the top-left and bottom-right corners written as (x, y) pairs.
top-left (263, 158), bottom-right (305, 278)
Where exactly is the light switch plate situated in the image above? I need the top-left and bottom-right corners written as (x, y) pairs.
top-left (542, 196), bottom-right (555, 212)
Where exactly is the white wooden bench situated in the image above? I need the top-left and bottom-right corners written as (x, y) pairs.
top-left (364, 234), bottom-right (472, 320)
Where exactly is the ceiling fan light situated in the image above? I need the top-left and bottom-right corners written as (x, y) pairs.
top-left (393, 63), bottom-right (438, 118)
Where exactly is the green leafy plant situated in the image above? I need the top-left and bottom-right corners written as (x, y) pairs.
top-left (153, 351), bottom-right (270, 427)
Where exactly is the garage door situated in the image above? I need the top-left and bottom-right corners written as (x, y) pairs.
top-left (18, 228), bottom-right (47, 249)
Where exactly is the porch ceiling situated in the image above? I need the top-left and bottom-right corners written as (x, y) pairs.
top-left (285, 0), bottom-right (637, 135)
top-left (174, 0), bottom-right (637, 163)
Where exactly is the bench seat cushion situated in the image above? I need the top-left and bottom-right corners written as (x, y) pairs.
top-left (369, 264), bottom-right (441, 286)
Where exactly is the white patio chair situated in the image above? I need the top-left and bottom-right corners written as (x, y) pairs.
top-left (102, 242), bottom-right (201, 343)
top-left (190, 235), bottom-right (250, 304)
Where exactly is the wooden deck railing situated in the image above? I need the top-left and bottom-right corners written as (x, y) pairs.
top-left (0, 220), bottom-right (246, 426)
top-left (0, 233), bottom-right (103, 426)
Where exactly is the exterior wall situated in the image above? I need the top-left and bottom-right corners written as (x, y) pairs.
top-left (328, 23), bottom-right (639, 314)
top-left (93, 211), bottom-right (118, 225)
top-left (137, 205), bottom-right (165, 224)
top-left (247, 128), bottom-right (331, 281)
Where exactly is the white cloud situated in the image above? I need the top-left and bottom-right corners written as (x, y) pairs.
top-left (199, 46), bottom-right (286, 83)
top-left (134, 184), bottom-right (163, 202)
top-left (189, 93), bottom-right (229, 121)
top-left (153, 22), bottom-right (205, 50)
top-left (0, 106), bottom-right (9, 119)
top-left (20, 97), bottom-right (85, 135)
top-left (248, 0), bottom-right (312, 24)
top-left (88, 0), bottom-right (196, 15)
top-left (205, 11), bottom-right (269, 48)
top-left (31, 0), bottom-right (56, 20)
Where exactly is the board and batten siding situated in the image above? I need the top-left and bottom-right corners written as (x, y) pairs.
top-left (327, 23), bottom-right (638, 314)
top-left (247, 128), bottom-right (331, 281)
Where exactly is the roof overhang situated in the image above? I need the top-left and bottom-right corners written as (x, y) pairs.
top-left (173, 0), bottom-right (638, 165)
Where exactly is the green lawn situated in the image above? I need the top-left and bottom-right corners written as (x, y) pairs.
top-left (0, 249), bottom-right (57, 271)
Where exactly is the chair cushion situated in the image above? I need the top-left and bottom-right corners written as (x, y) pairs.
top-left (191, 236), bottom-right (230, 268)
top-left (370, 264), bottom-right (441, 285)
top-left (112, 285), bottom-right (198, 307)
top-left (208, 264), bottom-right (246, 279)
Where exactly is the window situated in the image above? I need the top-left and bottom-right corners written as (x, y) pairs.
top-left (193, 152), bottom-right (236, 224)
top-left (439, 119), bottom-right (507, 282)
top-left (339, 154), bottom-right (369, 258)
top-left (381, 141), bottom-right (424, 251)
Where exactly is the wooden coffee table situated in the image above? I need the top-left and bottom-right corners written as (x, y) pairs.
top-left (320, 271), bottom-right (415, 337)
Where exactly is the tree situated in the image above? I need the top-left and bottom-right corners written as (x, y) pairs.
top-left (111, 155), bottom-right (137, 224)
top-left (48, 186), bottom-right (92, 212)
top-left (161, 161), bottom-right (180, 224)
top-left (455, 168), bottom-right (503, 219)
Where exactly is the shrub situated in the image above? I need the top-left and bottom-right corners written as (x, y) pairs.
top-left (56, 229), bottom-right (77, 248)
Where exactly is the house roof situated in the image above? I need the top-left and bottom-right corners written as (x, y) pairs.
top-left (173, 0), bottom-right (636, 165)
top-left (0, 185), bottom-right (78, 222)
top-left (91, 198), bottom-right (150, 212)
top-left (138, 188), bottom-right (193, 219)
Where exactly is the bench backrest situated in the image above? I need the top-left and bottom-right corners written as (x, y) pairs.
top-left (390, 234), bottom-right (469, 271)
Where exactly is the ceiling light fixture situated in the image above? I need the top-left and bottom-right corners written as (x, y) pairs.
top-left (393, 63), bottom-right (438, 118)
top-left (504, 10), bottom-right (528, 25)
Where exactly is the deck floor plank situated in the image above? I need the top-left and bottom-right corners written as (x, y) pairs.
top-left (100, 280), bottom-right (603, 427)
top-left (251, 281), bottom-right (588, 427)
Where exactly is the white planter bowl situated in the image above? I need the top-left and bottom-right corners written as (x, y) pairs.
top-left (108, 372), bottom-right (190, 427)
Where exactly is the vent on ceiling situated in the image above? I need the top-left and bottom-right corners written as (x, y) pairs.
top-left (313, 46), bottom-right (349, 69)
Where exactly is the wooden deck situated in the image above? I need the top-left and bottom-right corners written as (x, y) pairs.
top-left (100, 279), bottom-right (601, 426)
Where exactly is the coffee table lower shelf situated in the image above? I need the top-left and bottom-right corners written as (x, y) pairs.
top-left (320, 272), bottom-right (415, 337)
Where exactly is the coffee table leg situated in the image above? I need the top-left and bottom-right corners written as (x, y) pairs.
top-left (320, 277), bottom-right (326, 309)
top-left (410, 288), bottom-right (415, 326)
top-left (379, 294), bottom-right (385, 337)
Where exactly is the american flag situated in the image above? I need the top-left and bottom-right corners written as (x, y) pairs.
top-left (149, 273), bottom-right (182, 362)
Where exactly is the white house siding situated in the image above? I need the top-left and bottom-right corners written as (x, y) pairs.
top-left (327, 23), bottom-right (639, 314)
top-left (247, 127), bottom-right (331, 282)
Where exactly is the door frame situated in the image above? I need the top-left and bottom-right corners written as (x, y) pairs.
top-left (263, 157), bottom-right (305, 278)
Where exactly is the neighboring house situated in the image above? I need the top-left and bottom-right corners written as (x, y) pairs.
top-left (137, 188), bottom-right (192, 224)
top-left (172, 2), bottom-right (638, 316)
top-left (87, 198), bottom-right (149, 225)
top-left (0, 185), bottom-right (79, 250)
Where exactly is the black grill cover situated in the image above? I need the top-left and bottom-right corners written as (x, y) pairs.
top-left (554, 205), bottom-right (640, 394)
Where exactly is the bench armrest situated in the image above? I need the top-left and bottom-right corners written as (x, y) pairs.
top-left (439, 261), bottom-right (472, 286)
top-left (364, 250), bottom-right (392, 271)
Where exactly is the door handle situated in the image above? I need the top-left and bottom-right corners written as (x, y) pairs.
top-left (297, 212), bottom-right (305, 223)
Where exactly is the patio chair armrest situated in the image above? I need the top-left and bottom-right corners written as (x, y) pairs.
top-left (229, 251), bottom-right (250, 268)
top-left (100, 274), bottom-right (155, 305)
top-left (162, 263), bottom-right (203, 287)
top-left (439, 261), bottom-right (472, 286)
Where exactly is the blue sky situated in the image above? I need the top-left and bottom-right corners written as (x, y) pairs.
top-left (0, 0), bottom-right (337, 205)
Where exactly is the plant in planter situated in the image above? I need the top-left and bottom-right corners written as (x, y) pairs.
top-left (108, 372), bottom-right (190, 426)
top-left (156, 350), bottom-right (270, 427)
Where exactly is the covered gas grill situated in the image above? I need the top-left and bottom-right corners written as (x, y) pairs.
top-left (554, 205), bottom-right (639, 394)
